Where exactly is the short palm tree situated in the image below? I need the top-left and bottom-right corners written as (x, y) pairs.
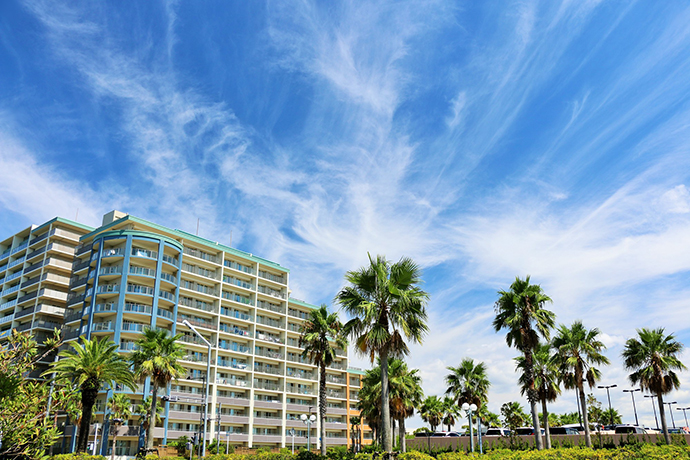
top-left (516, 343), bottom-right (560, 449)
top-left (442, 396), bottom-right (459, 431)
top-left (350, 416), bottom-right (362, 452)
top-left (389, 359), bottom-right (423, 452)
top-left (419, 395), bottom-right (444, 432)
top-left (357, 381), bottom-right (381, 443)
top-left (107, 393), bottom-right (132, 460)
top-left (551, 321), bottom-right (609, 448)
top-left (493, 276), bottom-right (555, 450)
top-left (134, 396), bottom-right (164, 432)
top-left (622, 328), bottom-right (686, 444)
top-left (445, 358), bottom-right (491, 410)
top-left (130, 328), bottom-right (185, 450)
top-left (45, 337), bottom-right (136, 453)
top-left (299, 304), bottom-right (348, 455)
top-left (337, 254), bottom-right (429, 452)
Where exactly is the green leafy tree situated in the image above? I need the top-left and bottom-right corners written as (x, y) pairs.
top-left (107, 393), bottom-right (132, 460)
top-left (337, 254), bottom-right (429, 452)
top-left (478, 407), bottom-right (501, 428)
top-left (622, 327), bottom-right (686, 445)
top-left (515, 343), bottom-right (560, 448)
top-left (445, 358), bottom-right (491, 410)
top-left (299, 304), bottom-right (348, 455)
top-left (47, 336), bottom-right (136, 453)
top-left (601, 408), bottom-right (622, 426)
top-left (493, 276), bottom-right (555, 450)
top-left (130, 327), bottom-right (185, 450)
top-left (586, 393), bottom-right (603, 428)
top-left (419, 396), bottom-right (444, 432)
top-left (552, 321), bottom-right (610, 448)
top-left (0, 330), bottom-right (66, 459)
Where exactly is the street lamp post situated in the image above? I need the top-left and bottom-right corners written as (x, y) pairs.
top-left (597, 384), bottom-right (617, 426)
top-left (183, 320), bottom-right (212, 458)
top-left (461, 403), bottom-right (477, 453)
top-left (644, 395), bottom-right (659, 430)
top-left (677, 407), bottom-right (690, 431)
top-left (301, 414), bottom-right (316, 451)
top-left (623, 389), bottom-right (641, 427)
top-left (664, 401), bottom-right (678, 428)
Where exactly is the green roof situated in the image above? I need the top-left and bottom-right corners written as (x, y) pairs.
top-left (288, 297), bottom-right (319, 310)
top-left (81, 214), bottom-right (287, 271)
top-left (32, 217), bottom-right (95, 234)
top-left (347, 368), bottom-right (367, 375)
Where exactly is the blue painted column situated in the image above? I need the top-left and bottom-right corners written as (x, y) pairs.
top-left (113, 235), bottom-right (132, 348)
top-left (85, 241), bottom-right (104, 338)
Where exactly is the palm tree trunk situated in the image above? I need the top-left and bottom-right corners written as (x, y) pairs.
top-left (399, 417), bottom-right (406, 453)
top-left (111, 426), bottom-right (118, 460)
top-left (147, 384), bottom-right (158, 450)
top-left (380, 350), bottom-right (392, 452)
top-left (320, 364), bottom-right (327, 455)
top-left (578, 383), bottom-right (592, 448)
top-left (658, 393), bottom-right (670, 444)
top-left (524, 350), bottom-right (543, 450)
top-left (541, 399), bottom-right (551, 449)
top-left (77, 389), bottom-right (97, 453)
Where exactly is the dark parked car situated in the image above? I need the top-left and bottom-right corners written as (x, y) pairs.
top-left (515, 427), bottom-right (545, 436)
top-left (549, 427), bottom-right (580, 435)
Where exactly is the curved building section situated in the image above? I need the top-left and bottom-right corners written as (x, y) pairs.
top-left (65, 230), bottom-right (182, 348)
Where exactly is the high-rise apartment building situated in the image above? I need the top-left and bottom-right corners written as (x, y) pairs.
top-left (0, 211), bottom-right (357, 455)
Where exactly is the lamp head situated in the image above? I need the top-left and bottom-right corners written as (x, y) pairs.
top-left (470, 404), bottom-right (477, 411)
top-left (461, 403), bottom-right (469, 411)
top-left (310, 414), bottom-right (316, 422)
top-left (300, 414), bottom-right (307, 421)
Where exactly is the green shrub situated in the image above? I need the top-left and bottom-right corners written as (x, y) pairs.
top-left (49, 455), bottom-right (106, 460)
top-left (399, 451), bottom-right (435, 460)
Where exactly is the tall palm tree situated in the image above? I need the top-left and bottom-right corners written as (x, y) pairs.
top-left (551, 321), bottom-right (610, 448)
top-left (299, 304), bottom-right (348, 455)
top-left (493, 276), bottom-right (555, 450)
top-left (130, 328), bottom-right (185, 450)
top-left (350, 416), bottom-right (362, 452)
top-left (442, 396), bottom-right (459, 431)
top-left (357, 381), bottom-right (381, 444)
top-left (515, 343), bottom-right (560, 449)
top-left (134, 396), bottom-right (164, 434)
top-left (419, 395), bottom-right (444, 432)
top-left (337, 254), bottom-right (429, 452)
top-left (622, 328), bottom-right (686, 445)
top-left (45, 337), bottom-right (136, 453)
top-left (445, 358), bottom-right (491, 410)
top-left (107, 393), bottom-right (132, 460)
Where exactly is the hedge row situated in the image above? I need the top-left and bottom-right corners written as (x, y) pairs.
top-left (48, 445), bottom-right (690, 460)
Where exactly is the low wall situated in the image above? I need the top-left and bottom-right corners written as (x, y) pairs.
top-left (406, 433), bottom-right (690, 452)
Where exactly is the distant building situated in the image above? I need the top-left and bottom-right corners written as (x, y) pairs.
top-left (0, 211), bottom-right (357, 455)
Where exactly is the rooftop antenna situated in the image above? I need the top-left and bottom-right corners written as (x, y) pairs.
top-left (196, 218), bottom-right (200, 236)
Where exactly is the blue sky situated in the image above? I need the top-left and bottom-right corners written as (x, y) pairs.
top-left (2, 0), bottom-right (690, 428)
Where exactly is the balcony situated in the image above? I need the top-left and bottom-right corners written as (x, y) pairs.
top-left (254, 364), bottom-right (282, 376)
top-left (215, 377), bottom-right (249, 388)
top-left (11, 242), bottom-right (28, 255)
top-left (221, 291), bottom-right (253, 306)
top-left (288, 309), bottom-right (310, 320)
top-left (180, 353), bottom-right (208, 363)
top-left (0, 299), bottom-right (17, 312)
top-left (178, 315), bottom-right (215, 330)
top-left (217, 341), bottom-right (250, 353)
top-left (219, 323), bottom-right (252, 338)
top-left (326, 375), bottom-right (346, 385)
top-left (0, 314), bottom-right (15, 325)
top-left (75, 242), bottom-right (93, 256)
top-left (223, 275), bottom-right (253, 290)
top-left (183, 247), bottom-right (219, 264)
top-left (258, 270), bottom-right (286, 285)
top-left (131, 247), bottom-right (158, 259)
top-left (157, 308), bottom-right (173, 320)
top-left (92, 321), bottom-right (114, 332)
top-left (128, 265), bottom-right (155, 277)
top-left (257, 300), bottom-right (286, 314)
top-left (162, 254), bottom-right (178, 266)
top-left (121, 322), bottom-right (147, 333)
top-left (255, 348), bottom-right (283, 360)
top-left (159, 290), bottom-right (176, 302)
top-left (220, 307), bottom-right (252, 322)
top-left (257, 285), bottom-right (286, 299)
top-left (181, 281), bottom-right (218, 297)
top-left (223, 259), bottom-right (253, 274)
top-left (286, 368), bottom-right (316, 380)
top-left (182, 262), bottom-right (219, 280)
top-left (125, 284), bottom-right (153, 295)
top-left (256, 331), bottom-right (284, 345)
top-left (256, 316), bottom-right (285, 330)
top-left (179, 296), bottom-right (216, 313)
top-left (218, 358), bottom-right (248, 370)
top-left (253, 380), bottom-right (282, 391)
top-left (102, 247), bottom-right (125, 258)
top-left (179, 334), bottom-right (209, 347)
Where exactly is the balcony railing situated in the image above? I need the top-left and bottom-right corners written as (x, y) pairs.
top-left (219, 323), bottom-right (252, 337)
top-left (218, 341), bottom-right (250, 353)
top-left (129, 265), bottom-right (155, 277)
top-left (253, 380), bottom-right (282, 391)
top-left (223, 275), bottom-right (253, 290)
top-left (257, 285), bottom-right (286, 299)
top-left (223, 260), bottom-right (253, 274)
top-left (102, 247), bottom-right (125, 258)
top-left (92, 321), bottom-right (114, 332)
top-left (256, 315), bottom-right (284, 329)
top-left (254, 364), bottom-right (282, 375)
top-left (131, 247), bottom-right (158, 259)
top-left (221, 291), bottom-right (253, 305)
top-left (182, 263), bottom-right (219, 280)
top-left (218, 358), bottom-right (248, 370)
top-left (258, 270), bottom-right (286, 284)
top-left (257, 300), bottom-right (285, 314)
top-left (255, 348), bottom-right (283, 360)
top-left (288, 309), bottom-right (310, 320)
top-left (179, 296), bottom-right (215, 313)
top-left (126, 284), bottom-right (154, 295)
top-left (183, 247), bottom-right (219, 264)
top-left (220, 307), bottom-right (252, 322)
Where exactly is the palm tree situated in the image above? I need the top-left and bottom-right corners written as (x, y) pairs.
top-left (134, 396), bottom-right (164, 432)
top-left (388, 359), bottom-right (423, 452)
top-left (45, 337), bottom-right (136, 453)
top-left (350, 416), bottom-right (362, 452)
top-left (622, 328), bottom-right (686, 444)
top-left (357, 381), bottom-right (382, 444)
top-left (337, 254), bottom-right (429, 452)
top-left (419, 395), bottom-right (444, 432)
top-left (107, 393), bottom-right (132, 460)
top-left (130, 328), bottom-right (186, 450)
top-left (299, 304), bottom-right (348, 455)
top-left (442, 396), bottom-right (459, 431)
top-left (445, 358), bottom-right (491, 410)
top-left (493, 276), bottom-right (555, 450)
top-left (515, 343), bottom-right (560, 448)
top-left (551, 321), bottom-right (610, 448)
